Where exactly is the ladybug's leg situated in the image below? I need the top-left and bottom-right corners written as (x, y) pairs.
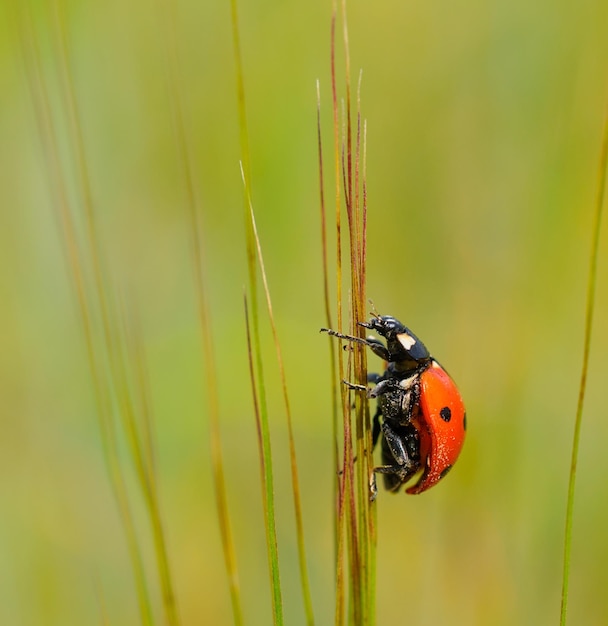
top-left (372, 429), bottom-right (413, 495)
top-left (320, 328), bottom-right (369, 345)
top-left (370, 463), bottom-right (418, 499)
top-left (343, 379), bottom-right (391, 450)
top-left (371, 407), bottom-right (382, 449)
top-left (369, 424), bottom-right (420, 500)
top-left (370, 463), bottom-right (414, 499)
top-left (364, 337), bottom-right (390, 361)
top-left (320, 328), bottom-right (390, 361)
top-left (342, 380), bottom-right (367, 392)
top-left (368, 377), bottom-right (400, 399)
top-left (380, 422), bottom-right (412, 465)
top-left (342, 372), bottom-right (383, 393)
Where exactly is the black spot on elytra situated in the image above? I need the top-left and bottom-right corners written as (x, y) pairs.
top-left (440, 465), bottom-right (453, 479)
top-left (463, 412), bottom-right (467, 431)
top-left (440, 406), bottom-right (452, 422)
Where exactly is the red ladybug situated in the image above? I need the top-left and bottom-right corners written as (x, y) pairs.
top-left (322, 315), bottom-right (466, 496)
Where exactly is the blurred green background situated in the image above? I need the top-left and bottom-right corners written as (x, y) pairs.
top-left (2, 0), bottom-right (608, 624)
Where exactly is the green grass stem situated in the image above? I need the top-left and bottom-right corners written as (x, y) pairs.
top-left (330, 8), bottom-right (346, 624)
top-left (326, 2), bottom-right (376, 622)
top-left (19, 5), bottom-right (153, 623)
top-left (560, 104), bottom-right (608, 626)
top-left (231, 0), bottom-right (283, 619)
top-left (246, 190), bottom-right (316, 624)
top-left (317, 79), bottom-right (341, 574)
top-left (51, 0), bottom-right (181, 620)
top-left (159, 0), bottom-right (244, 623)
top-left (243, 291), bottom-right (283, 625)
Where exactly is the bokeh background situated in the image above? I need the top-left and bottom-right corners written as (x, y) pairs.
top-left (2, 0), bottom-right (608, 624)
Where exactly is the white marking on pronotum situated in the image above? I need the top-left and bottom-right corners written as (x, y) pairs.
top-left (399, 375), bottom-right (417, 390)
top-left (397, 332), bottom-right (416, 351)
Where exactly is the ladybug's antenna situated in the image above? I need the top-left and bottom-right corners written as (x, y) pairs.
top-left (368, 299), bottom-right (379, 316)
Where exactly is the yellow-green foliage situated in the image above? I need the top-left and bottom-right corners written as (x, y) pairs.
top-left (1, 0), bottom-right (607, 624)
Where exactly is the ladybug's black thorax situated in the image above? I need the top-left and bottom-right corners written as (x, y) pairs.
top-left (388, 357), bottom-right (431, 377)
top-left (371, 326), bottom-right (433, 427)
top-left (368, 318), bottom-right (431, 367)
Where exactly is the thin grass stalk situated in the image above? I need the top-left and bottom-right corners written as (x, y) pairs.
top-left (230, 0), bottom-right (252, 191)
top-left (246, 196), bottom-right (316, 625)
top-left (96, 284), bottom-right (179, 626)
top-left (190, 256), bottom-right (245, 626)
top-left (360, 123), bottom-right (368, 308)
top-left (111, 301), bottom-right (154, 495)
top-left (340, 0), bottom-right (353, 210)
top-left (55, 4), bottom-right (182, 623)
top-left (344, 125), bottom-right (367, 626)
top-left (352, 71), bottom-right (363, 528)
top-left (330, 6), bottom-right (348, 625)
top-left (560, 104), bottom-right (608, 626)
top-left (355, 71), bottom-right (376, 626)
top-left (361, 122), bottom-right (377, 624)
top-left (118, 301), bottom-right (183, 626)
top-left (316, 80), bottom-right (341, 575)
top-left (49, 0), bottom-right (114, 355)
top-left (159, 0), bottom-right (243, 622)
top-left (229, 0), bottom-right (258, 322)
top-left (193, 256), bottom-right (245, 626)
top-left (328, 1), bottom-right (374, 622)
top-left (339, 323), bottom-right (359, 626)
top-left (338, 42), bottom-right (367, 626)
top-left (239, 167), bottom-right (284, 625)
top-left (243, 292), bottom-right (283, 625)
top-left (352, 74), bottom-right (371, 625)
top-left (342, 128), bottom-right (363, 625)
top-left (317, 76), bottom-right (349, 622)
top-left (334, 466), bottom-right (347, 626)
top-left (330, 4), bottom-right (343, 342)
top-left (48, 1), bottom-right (181, 622)
top-left (230, 0), bottom-right (284, 619)
top-left (251, 284), bottom-right (283, 626)
top-left (341, 112), bottom-right (362, 624)
top-left (343, 391), bottom-right (361, 626)
top-left (19, 6), bottom-right (153, 623)
top-left (128, 303), bottom-right (158, 488)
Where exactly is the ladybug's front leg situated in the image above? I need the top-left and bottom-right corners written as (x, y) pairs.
top-left (319, 328), bottom-right (390, 361)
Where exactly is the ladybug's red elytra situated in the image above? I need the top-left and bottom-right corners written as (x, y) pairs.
top-left (321, 314), bottom-right (466, 497)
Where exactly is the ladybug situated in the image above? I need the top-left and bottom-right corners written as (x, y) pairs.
top-left (321, 314), bottom-right (466, 496)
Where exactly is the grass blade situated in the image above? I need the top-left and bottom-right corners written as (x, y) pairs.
top-left (231, 0), bottom-right (284, 619)
top-left (159, 0), bottom-right (243, 622)
top-left (245, 182), bottom-right (316, 625)
top-left (316, 79), bottom-right (341, 592)
top-left (329, 8), bottom-right (346, 625)
top-left (120, 300), bottom-right (182, 626)
top-left (243, 291), bottom-right (283, 625)
top-left (560, 103), bottom-right (608, 626)
top-left (18, 4), bottom-right (153, 623)
top-left (326, 1), bottom-right (375, 623)
top-left (49, 0), bottom-right (181, 620)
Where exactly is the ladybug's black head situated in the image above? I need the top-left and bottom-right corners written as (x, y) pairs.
top-left (361, 315), bottom-right (430, 370)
